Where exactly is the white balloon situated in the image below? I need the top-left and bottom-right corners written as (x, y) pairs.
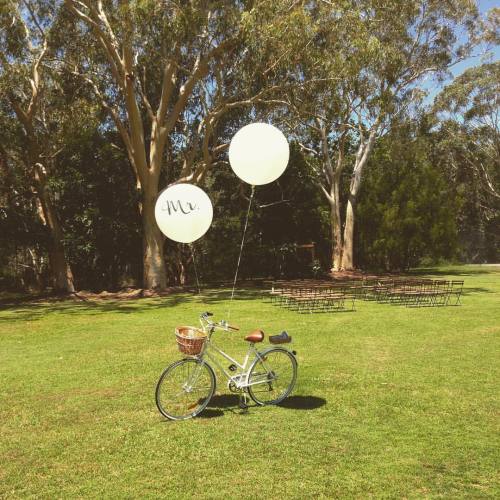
top-left (229, 123), bottom-right (289, 185)
top-left (154, 184), bottom-right (213, 243)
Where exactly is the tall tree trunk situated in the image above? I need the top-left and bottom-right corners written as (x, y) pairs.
top-left (141, 189), bottom-right (167, 289)
top-left (342, 194), bottom-right (356, 270)
top-left (136, 166), bottom-right (167, 290)
top-left (48, 237), bottom-right (75, 293)
top-left (330, 177), bottom-right (343, 271)
top-left (34, 164), bottom-right (75, 293)
top-left (318, 124), bottom-right (347, 273)
top-left (341, 128), bottom-right (378, 270)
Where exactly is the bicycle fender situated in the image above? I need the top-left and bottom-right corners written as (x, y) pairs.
top-left (255, 346), bottom-right (298, 364)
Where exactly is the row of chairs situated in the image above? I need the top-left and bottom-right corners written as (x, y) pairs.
top-left (264, 278), bottom-right (464, 312)
top-left (358, 278), bottom-right (464, 307)
top-left (266, 281), bottom-right (356, 313)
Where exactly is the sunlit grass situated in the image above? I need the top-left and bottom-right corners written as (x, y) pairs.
top-left (1, 265), bottom-right (499, 498)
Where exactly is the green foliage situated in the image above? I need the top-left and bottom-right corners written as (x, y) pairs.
top-left (432, 61), bottom-right (500, 262)
top-left (55, 130), bottom-right (142, 290)
top-left (196, 143), bottom-right (330, 281)
top-left (356, 123), bottom-right (458, 270)
top-left (435, 61), bottom-right (500, 121)
top-left (0, 1), bottom-right (497, 290)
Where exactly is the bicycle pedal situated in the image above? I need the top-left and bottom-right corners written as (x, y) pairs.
top-left (228, 364), bottom-right (237, 372)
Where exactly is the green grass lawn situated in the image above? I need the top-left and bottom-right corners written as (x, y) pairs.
top-left (1, 265), bottom-right (499, 498)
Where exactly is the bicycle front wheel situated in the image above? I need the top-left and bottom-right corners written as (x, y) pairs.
top-left (248, 348), bottom-right (297, 405)
top-left (155, 359), bottom-right (215, 420)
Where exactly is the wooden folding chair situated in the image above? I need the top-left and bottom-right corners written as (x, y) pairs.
top-left (447, 280), bottom-right (464, 306)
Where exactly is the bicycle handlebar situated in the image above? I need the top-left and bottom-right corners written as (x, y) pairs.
top-left (200, 312), bottom-right (239, 332)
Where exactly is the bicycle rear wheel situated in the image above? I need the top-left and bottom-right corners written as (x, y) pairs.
top-left (155, 359), bottom-right (215, 420)
top-left (247, 348), bottom-right (297, 405)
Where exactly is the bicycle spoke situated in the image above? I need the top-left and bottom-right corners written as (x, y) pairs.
top-left (156, 359), bottom-right (215, 420)
top-left (247, 349), bottom-right (297, 405)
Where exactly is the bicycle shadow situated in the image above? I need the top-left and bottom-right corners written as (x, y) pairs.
top-left (199, 394), bottom-right (241, 418)
top-left (277, 395), bottom-right (326, 410)
top-left (199, 394), bottom-right (326, 419)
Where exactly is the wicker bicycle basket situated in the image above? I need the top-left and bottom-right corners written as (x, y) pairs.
top-left (175, 326), bottom-right (207, 356)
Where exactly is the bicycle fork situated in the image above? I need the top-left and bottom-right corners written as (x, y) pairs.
top-left (183, 363), bottom-right (205, 393)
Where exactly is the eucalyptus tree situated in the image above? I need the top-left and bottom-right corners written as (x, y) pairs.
top-left (63, 0), bottom-right (300, 289)
top-left (283, 0), bottom-right (480, 271)
top-left (0, 0), bottom-right (75, 292)
top-left (432, 61), bottom-right (499, 261)
top-left (434, 61), bottom-right (499, 203)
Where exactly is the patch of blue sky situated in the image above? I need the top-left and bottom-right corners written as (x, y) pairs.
top-left (422, 0), bottom-right (499, 106)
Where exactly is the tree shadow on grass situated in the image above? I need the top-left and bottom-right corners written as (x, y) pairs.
top-left (462, 287), bottom-right (495, 296)
top-left (408, 267), bottom-right (499, 277)
top-left (0, 289), bottom-right (262, 323)
top-left (0, 280), bottom-right (494, 323)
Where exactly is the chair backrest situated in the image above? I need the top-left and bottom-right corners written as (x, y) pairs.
top-left (450, 280), bottom-right (464, 293)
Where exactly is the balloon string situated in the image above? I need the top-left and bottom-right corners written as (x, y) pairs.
top-left (189, 243), bottom-right (201, 295)
top-left (227, 185), bottom-right (255, 319)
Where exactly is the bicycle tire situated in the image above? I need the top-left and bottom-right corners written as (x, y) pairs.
top-left (155, 358), bottom-right (216, 421)
top-left (247, 348), bottom-right (297, 406)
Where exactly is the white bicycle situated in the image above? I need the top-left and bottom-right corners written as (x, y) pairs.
top-left (155, 312), bottom-right (298, 420)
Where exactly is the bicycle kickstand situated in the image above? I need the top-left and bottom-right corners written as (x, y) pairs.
top-left (238, 390), bottom-right (249, 413)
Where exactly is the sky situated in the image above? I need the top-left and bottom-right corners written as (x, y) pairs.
top-left (451, 0), bottom-right (499, 75)
top-left (424, 0), bottom-right (499, 104)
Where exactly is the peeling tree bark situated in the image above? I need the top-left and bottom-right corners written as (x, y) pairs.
top-left (316, 121), bottom-right (347, 272)
top-left (141, 188), bottom-right (166, 289)
top-left (314, 118), bottom-right (379, 272)
top-left (341, 127), bottom-right (378, 270)
top-left (330, 175), bottom-right (343, 271)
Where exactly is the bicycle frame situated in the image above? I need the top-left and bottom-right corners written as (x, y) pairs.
top-left (193, 321), bottom-right (279, 391)
top-left (155, 313), bottom-right (298, 419)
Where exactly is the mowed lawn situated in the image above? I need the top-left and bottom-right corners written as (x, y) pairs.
top-left (0, 266), bottom-right (499, 498)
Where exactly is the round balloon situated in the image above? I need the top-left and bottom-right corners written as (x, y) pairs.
top-left (228, 123), bottom-right (289, 185)
top-left (154, 183), bottom-right (213, 243)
